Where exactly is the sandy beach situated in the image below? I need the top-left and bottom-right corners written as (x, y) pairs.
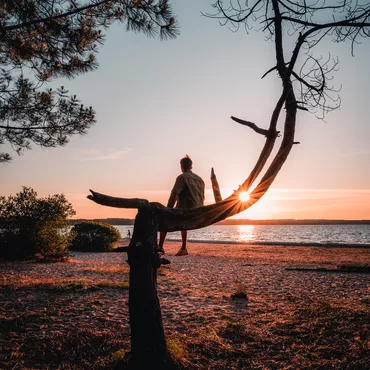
top-left (1, 242), bottom-right (370, 369)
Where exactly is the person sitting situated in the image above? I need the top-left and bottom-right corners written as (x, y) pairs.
top-left (158, 155), bottom-right (205, 256)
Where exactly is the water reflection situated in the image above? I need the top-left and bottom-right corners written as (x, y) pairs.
top-left (237, 225), bottom-right (256, 242)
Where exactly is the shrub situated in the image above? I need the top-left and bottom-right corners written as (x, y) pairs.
top-left (0, 187), bottom-right (75, 261)
top-left (70, 222), bottom-right (120, 252)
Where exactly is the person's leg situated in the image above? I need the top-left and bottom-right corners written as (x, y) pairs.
top-left (158, 231), bottom-right (167, 253)
top-left (181, 230), bottom-right (187, 248)
top-left (175, 230), bottom-right (188, 256)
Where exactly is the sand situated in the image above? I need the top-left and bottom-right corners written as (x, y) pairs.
top-left (1, 241), bottom-right (370, 369)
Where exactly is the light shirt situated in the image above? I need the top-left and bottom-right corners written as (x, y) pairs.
top-left (167, 170), bottom-right (205, 209)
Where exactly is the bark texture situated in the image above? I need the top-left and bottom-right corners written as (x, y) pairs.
top-left (118, 207), bottom-right (175, 369)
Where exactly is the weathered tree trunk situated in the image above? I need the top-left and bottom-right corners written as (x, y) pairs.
top-left (119, 207), bottom-right (175, 369)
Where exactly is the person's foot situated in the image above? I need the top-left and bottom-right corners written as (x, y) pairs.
top-left (175, 247), bottom-right (188, 256)
top-left (160, 257), bottom-right (171, 265)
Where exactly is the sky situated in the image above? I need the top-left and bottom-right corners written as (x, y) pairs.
top-left (1, 1), bottom-right (370, 220)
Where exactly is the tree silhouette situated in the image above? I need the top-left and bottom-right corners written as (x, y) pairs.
top-left (208, 0), bottom-right (370, 118)
top-left (0, 0), bottom-right (178, 162)
top-left (88, 0), bottom-right (370, 368)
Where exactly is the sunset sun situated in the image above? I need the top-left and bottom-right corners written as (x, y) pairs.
top-left (239, 191), bottom-right (250, 202)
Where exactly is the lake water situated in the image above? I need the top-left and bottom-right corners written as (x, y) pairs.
top-left (115, 224), bottom-right (370, 247)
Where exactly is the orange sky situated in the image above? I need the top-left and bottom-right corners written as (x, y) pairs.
top-left (66, 188), bottom-right (370, 220)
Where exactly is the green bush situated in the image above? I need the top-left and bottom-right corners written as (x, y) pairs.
top-left (70, 222), bottom-right (120, 252)
top-left (0, 187), bottom-right (75, 261)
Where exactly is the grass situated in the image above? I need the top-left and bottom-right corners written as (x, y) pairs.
top-left (0, 278), bottom-right (129, 291)
top-left (163, 302), bottom-right (370, 369)
top-left (94, 280), bottom-right (130, 289)
top-left (1, 246), bottom-right (370, 369)
top-left (109, 349), bottom-right (127, 364)
top-left (167, 337), bottom-right (186, 362)
top-left (230, 284), bottom-right (248, 300)
top-left (76, 266), bottom-right (129, 274)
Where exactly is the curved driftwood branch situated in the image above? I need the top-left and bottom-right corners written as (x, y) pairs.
top-left (232, 87), bottom-right (289, 194)
top-left (157, 89), bottom-right (297, 232)
top-left (87, 86), bottom-right (296, 233)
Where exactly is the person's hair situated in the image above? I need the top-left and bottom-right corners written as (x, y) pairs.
top-left (180, 155), bottom-right (192, 171)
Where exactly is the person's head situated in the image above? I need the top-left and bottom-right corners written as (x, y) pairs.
top-left (180, 155), bottom-right (192, 173)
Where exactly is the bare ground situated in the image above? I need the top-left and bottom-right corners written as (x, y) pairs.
top-left (1, 242), bottom-right (370, 369)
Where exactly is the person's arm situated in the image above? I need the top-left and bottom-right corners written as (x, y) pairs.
top-left (167, 175), bottom-right (185, 208)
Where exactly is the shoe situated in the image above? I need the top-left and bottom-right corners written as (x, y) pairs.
top-left (175, 248), bottom-right (188, 256)
top-left (160, 257), bottom-right (171, 265)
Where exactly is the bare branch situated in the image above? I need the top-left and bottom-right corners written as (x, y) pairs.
top-left (231, 86), bottom-right (291, 195)
top-left (271, 0), bottom-right (287, 77)
top-left (211, 167), bottom-right (223, 203)
top-left (212, 0), bottom-right (265, 24)
top-left (87, 190), bottom-right (150, 209)
top-left (261, 65), bottom-right (278, 79)
top-left (231, 116), bottom-right (270, 136)
top-left (292, 70), bottom-right (322, 93)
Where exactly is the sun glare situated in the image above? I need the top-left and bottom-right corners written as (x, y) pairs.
top-left (239, 191), bottom-right (250, 202)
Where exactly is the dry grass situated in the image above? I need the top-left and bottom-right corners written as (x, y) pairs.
top-left (75, 266), bottom-right (129, 274)
top-left (230, 284), bottom-right (248, 300)
top-left (1, 245), bottom-right (370, 369)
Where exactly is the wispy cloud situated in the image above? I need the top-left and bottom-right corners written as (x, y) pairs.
top-left (81, 148), bottom-right (133, 161)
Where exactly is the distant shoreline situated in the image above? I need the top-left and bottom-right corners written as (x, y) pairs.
top-left (158, 239), bottom-right (370, 249)
top-left (70, 218), bottom-right (370, 226)
top-left (117, 238), bottom-right (370, 249)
